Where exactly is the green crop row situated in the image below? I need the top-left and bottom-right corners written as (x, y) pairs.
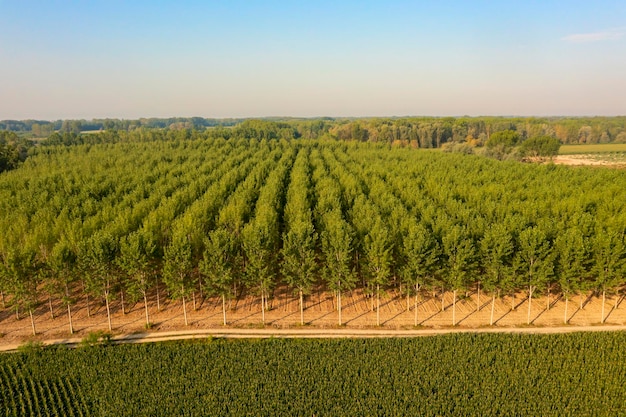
top-left (2, 332), bottom-right (626, 416)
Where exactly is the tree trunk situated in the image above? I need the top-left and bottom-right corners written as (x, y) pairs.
top-left (601, 289), bottom-right (606, 324)
top-left (546, 287), bottom-right (550, 311)
top-left (338, 282), bottom-right (342, 326)
top-left (120, 291), bottom-right (125, 315)
top-left (580, 292), bottom-right (584, 310)
top-left (299, 289), bottom-right (304, 326)
top-left (67, 303), bottom-right (73, 334)
top-left (414, 283), bottom-right (419, 327)
top-left (156, 284), bottom-right (161, 311)
top-left (86, 293), bottom-right (91, 318)
top-left (222, 294), bottom-right (227, 326)
top-left (527, 286), bottom-right (534, 325)
top-left (376, 284), bottom-right (380, 327)
top-left (441, 286), bottom-right (445, 311)
top-left (15, 305), bottom-right (19, 320)
top-left (452, 290), bottom-right (457, 326)
top-left (490, 294), bottom-right (496, 326)
top-left (143, 292), bottom-right (150, 328)
top-left (29, 308), bottom-right (36, 336)
top-left (182, 294), bottom-right (188, 326)
top-left (105, 291), bottom-right (112, 331)
top-left (192, 291), bottom-right (196, 311)
top-left (261, 292), bottom-right (265, 324)
top-left (48, 294), bottom-right (54, 319)
top-left (406, 292), bottom-right (410, 312)
top-left (564, 296), bottom-right (569, 324)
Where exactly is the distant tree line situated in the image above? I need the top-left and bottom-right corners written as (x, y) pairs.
top-left (2, 116), bottom-right (626, 145)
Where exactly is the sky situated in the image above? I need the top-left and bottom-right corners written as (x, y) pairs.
top-left (0, 0), bottom-right (625, 119)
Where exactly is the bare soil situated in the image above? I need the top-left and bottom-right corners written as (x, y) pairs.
top-left (1, 285), bottom-right (624, 350)
top-left (554, 155), bottom-right (626, 167)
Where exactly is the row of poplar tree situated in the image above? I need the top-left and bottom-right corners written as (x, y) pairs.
top-left (1, 136), bottom-right (626, 334)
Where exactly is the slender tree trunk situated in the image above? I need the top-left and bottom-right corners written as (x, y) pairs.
top-left (601, 289), bottom-right (606, 324)
top-left (182, 294), bottom-right (188, 326)
top-left (67, 303), bottom-right (73, 334)
top-left (615, 293), bottom-right (620, 310)
top-left (527, 286), bottom-right (534, 325)
top-left (376, 284), bottom-right (380, 327)
top-left (452, 290), bottom-right (457, 326)
top-left (120, 291), bottom-right (125, 315)
top-left (29, 308), bottom-right (36, 336)
top-left (192, 291), bottom-right (196, 311)
top-left (490, 294), bottom-right (496, 326)
top-left (299, 289), bottom-right (304, 326)
top-left (414, 283), bottom-right (419, 327)
top-left (48, 294), bottom-right (54, 319)
top-left (261, 291), bottom-right (265, 324)
top-left (477, 282), bottom-right (481, 312)
top-left (83, 280), bottom-right (91, 318)
top-left (441, 286), bottom-right (445, 311)
top-left (65, 283), bottom-right (73, 334)
top-left (406, 292), bottom-right (410, 312)
top-left (580, 292), bottom-right (584, 310)
top-left (338, 282), bottom-right (342, 326)
top-left (105, 291), bottom-right (112, 331)
top-left (15, 305), bottom-right (19, 320)
top-left (143, 292), bottom-right (150, 328)
top-left (564, 296), bottom-right (569, 324)
top-left (156, 284), bottom-right (161, 311)
top-left (222, 294), bottom-right (227, 326)
top-left (546, 287), bottom-right (550, 311)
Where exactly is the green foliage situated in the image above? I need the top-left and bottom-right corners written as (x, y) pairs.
top-left (200, 228), bottom-right (239, 297)
top-left (80, 330), bottom-right (112, 347)
top-left (520, 135), bottom-right (561, 158)
top-left (401, 223), bottom-right (440, 292)
top-left (480, 224), bottom-right (514, 293)
top-left (16, 340), bottom-right (44, 354)
top-left (3, 333), bottom-right (626, 416)
top-left (486, 129), bottom-right (520, 148)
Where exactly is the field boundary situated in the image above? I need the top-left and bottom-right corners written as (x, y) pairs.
top-left (3, 325), bottom-right (626, 352)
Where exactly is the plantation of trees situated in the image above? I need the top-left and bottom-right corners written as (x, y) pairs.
top-left (2, 333), bottom-right (626, 416)
top-left (1, 131), bottom-right (626, 335)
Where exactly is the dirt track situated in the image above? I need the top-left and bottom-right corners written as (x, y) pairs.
top-left (3, 325), bottom-right (626, 352)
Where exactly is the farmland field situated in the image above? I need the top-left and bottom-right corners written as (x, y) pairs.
top-left (1, 332), bottom-right (626, 416)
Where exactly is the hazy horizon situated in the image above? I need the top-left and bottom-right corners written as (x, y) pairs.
top-left (1, 1), bottom-right (625, 120)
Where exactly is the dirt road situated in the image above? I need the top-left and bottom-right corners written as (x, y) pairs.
top-left (3, 324), bottom-right (626, 352)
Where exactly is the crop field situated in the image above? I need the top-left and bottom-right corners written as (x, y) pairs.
top-left (1, 332), bottom-right (626, 416)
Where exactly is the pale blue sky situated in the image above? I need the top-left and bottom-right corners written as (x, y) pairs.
top-left (1, 0), bottom-right (625, 119)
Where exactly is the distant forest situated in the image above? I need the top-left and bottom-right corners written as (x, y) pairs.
top-left (1, 116), bottom-right (625, 175)
top-left (2, 116), bottom-right (626, 145)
